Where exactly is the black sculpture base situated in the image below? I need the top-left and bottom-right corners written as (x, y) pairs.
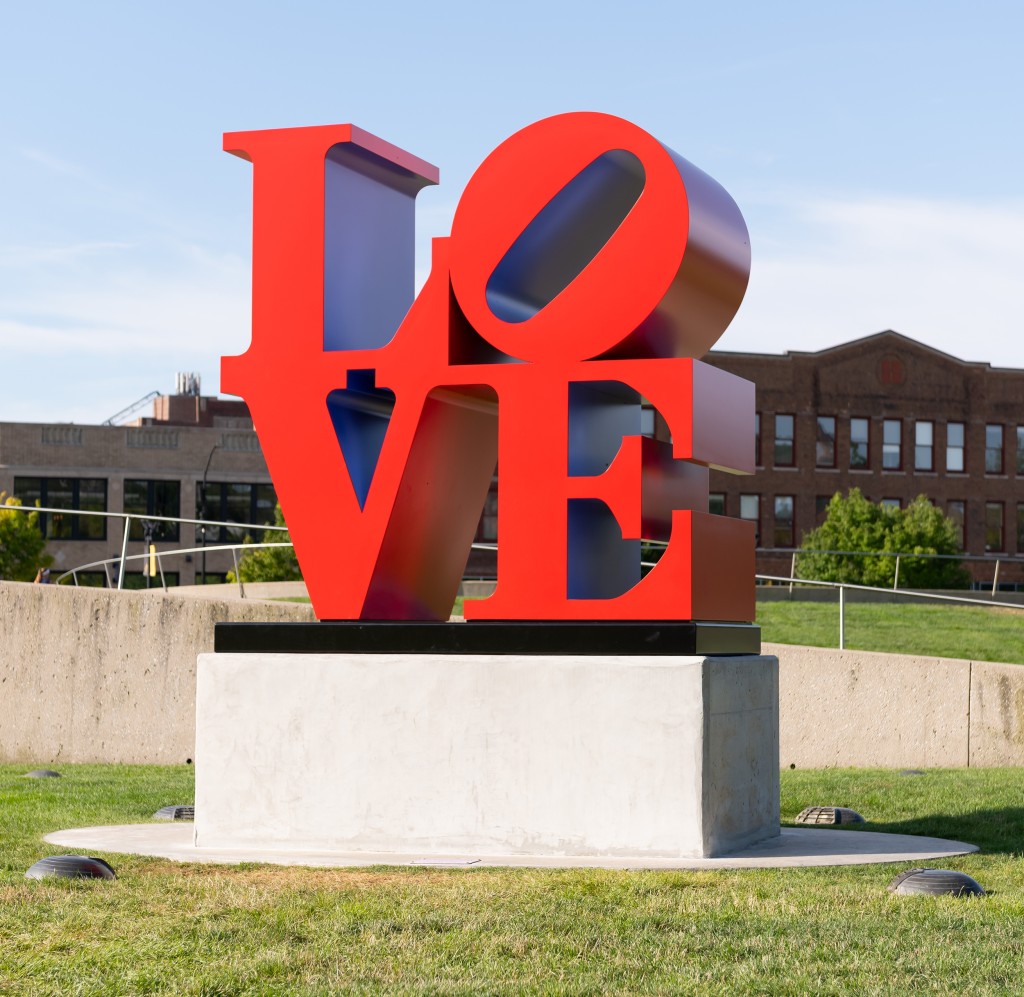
top-left (214, 620), bottom-right (760, 656)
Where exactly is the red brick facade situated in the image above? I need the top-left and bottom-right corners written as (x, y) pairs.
top-left (704, 330), bottom-right (1024, 587)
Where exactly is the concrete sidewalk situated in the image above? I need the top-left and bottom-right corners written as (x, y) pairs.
top-left (45, 823), bottom-right (977, 871)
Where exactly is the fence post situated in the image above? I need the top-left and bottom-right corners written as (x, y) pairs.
top-left (992, 560), bottom-right (1001, 597)
top-left (232, 548), bottom-right (246, 599)
top-left (789, 552), bottom-right (796, 595)
top-left (893, 554), bottom-right (900, 591)
top-left (839, 585), bottom-right (846, 650)
top-left (117, 516), bottom-right (131, 590)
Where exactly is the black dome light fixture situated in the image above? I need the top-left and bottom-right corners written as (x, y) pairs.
top-left (25, 855), bottom-right (117, 880)
top-left (795, 806), bottom-right (866, 826)
top-left (888, 868), bottom-right (985, 897)
top-left (153, 805), bottom-right (195, 821)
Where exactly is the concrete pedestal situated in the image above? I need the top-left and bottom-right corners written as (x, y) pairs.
top-left (195, 651), bottom-right (779, 859)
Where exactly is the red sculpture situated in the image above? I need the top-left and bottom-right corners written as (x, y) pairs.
top-left (222, 113), bottom-right (755, 622)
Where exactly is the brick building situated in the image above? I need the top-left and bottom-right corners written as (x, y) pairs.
top-left (0, 388), bottom-right (276, 586)
top-left (704, 330), bottom-right (1024, 587)
top-left (5, 331), bottom-right (1020, 590)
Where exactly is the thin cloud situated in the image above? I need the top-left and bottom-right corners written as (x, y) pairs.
top-left (720, 193), bottom-right (1024, 368)
top-left (0, 246), bottom-right (251, 358)
top-left (18, 147), bottom-right (86, 178)
top-left (0, 241), bottom-right (134, 267)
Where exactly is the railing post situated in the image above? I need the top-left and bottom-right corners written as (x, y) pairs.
top-left (789, 552), bottom-right (796, 595)
top-left (992, 560), bottom-right (1001, 597)
top-left (893, 554), bottom-right (900, 591)
top-left (839, 584), bottom-right (846, 650)
top-left (118, 516), bottom-right (131, 590)
top-left (232, 548), bottom-right (246, 599)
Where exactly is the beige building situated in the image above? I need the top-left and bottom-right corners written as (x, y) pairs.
top-left (0, 388), bottom-right (275, 586)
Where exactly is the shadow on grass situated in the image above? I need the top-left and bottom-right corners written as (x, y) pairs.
top-left (784, 808), bottom-right (1024, 856)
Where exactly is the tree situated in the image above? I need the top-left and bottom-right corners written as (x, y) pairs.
top-left (797, 488), bottom-right (970, 589)
top-left (0, 493), bottom-right (53, 582)
top-left (227, 503), bottom-right (302, 583)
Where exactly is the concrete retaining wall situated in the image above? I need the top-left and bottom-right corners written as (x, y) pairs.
top-left (0, 581), bottom-right (314, 765)
top-left (770, 643), bottom-right (1024, 768)
top-left (2, 581), bottom-right (1021, 767)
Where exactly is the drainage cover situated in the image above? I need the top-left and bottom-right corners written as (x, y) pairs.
top-left (795, 806), bottom-right (866, 826)
top-left (25, 855), bottom-right (116, 880)
top-left (899, 769), bottom-right (925, 776)
top-left (888, 868), bottom-right (984, 896)
top-left (153, 805), bottom-right (195, 821)
top-left (24, 769), bottom-right (61, 778)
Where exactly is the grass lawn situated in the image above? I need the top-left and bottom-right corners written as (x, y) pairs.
top-left (2, 765), bottom-right (1024, 995)
top-left (453, 594), bottom-right (1024, 663)
top-left (756, 600), bottom-right (1024, 664)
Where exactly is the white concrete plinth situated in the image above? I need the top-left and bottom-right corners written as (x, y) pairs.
top-left (195, 652), bottom-right (779, 859)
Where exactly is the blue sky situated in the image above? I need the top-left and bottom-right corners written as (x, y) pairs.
top-left (2, 1), bottom-right (1022, 423)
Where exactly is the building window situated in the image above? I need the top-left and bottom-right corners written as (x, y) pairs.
top-left (815, 495), bottom-right (832, 524)
top-left (774, 414), bottom-right (795, 467)
top-left (640, 405), bottom-right (655, 437)
top-left (850, 417), bottom-right (869, 468)
top-left (201, 482), bottom-right (278, 542)
top-left (1016, 427), bottom-right (1024, 475)
top-left (122, 572), bottom-right (181, 590)
top-left (914, 421), bottom-right (934, 471)
top-left (124, 480), bottom-right (181, 541)
top-left (985, 501), bottom-right (1004, 552)
top-left (948, 500), bottom-right (965, 549)
top-left (739, 494), bottom-right (760, 545)
top-left (946, 422), bottom-right (965, 472)
top-left (815, 416), bottom-right (836, 468)
top-left (709, 493), bottom-right (726, 516)
top-left (881, 498), bottom-right (901, 510)
top-left (985, 424), bottom-right (1004, 474)
top-left (774, 495), bottom-right (795, 547)
top-left (12, 476), bottom-right (107, 540)
top-left (199, 572), bottom-right (230, 586)
top-left (1017, 504), bottom-right (1024, 554)
top-left (475, 483), bottom-right (498, 542)
top-left (66, 571), bottom-right (108, 587)
top-left (882, 419), bottom-right (902, 470)
top-left (755, 413), bottom-right (761, 466)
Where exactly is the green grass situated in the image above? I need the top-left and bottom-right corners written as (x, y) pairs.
top-left (3, 764), bottom-right (1024, 994)
top-left (757, 600), bottom-right (1024, 663)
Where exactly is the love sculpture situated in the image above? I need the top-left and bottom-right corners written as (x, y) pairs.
top-left (222, 112), bottom-right (755, 622)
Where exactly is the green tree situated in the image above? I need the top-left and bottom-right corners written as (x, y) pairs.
top-left (797, 488), bottom-right (970, 589)
top-left (227, 503), bottom-right (302, 583)
top-left (0, 492), bottom-right (53, 582)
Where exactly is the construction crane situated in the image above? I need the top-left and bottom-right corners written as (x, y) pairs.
top-left (102, 390), bottom-right (161, 426)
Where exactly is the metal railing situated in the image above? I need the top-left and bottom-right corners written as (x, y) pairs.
top-left (758, 546), bottom-right (1023, 597)
top-left (5, 503), bottom-right (1024, 634)
top-left (1, 502), bottom-right (287, 594)
top-left (755, 573), bottom-right (1024, 649)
